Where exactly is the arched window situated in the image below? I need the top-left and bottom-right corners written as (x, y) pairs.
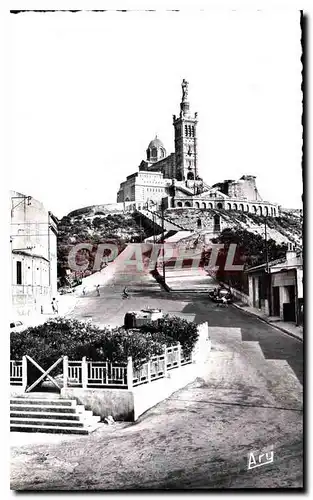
top-left (197, 218), bottom-right (202, 229)
top-left (185, 125), bottom-right (188, 136)
top-left (270, 207), bottom-right (273, 216)
top-left (208, 202), bottom-right (213, 209)
top-left (246, 205), bottom-right (249, 212)
top-left (227, 203), bottom-right (231, 210)
top-left (177, 201), bottom-right (183, 207)
top-left (202, 202), bottom-right (206, 209)
top-left (195, 202), bottom-right (200, 209)
top-left (152, 148), bottom-right (157, 157)
top-left (187, 171), bottom-right (194, 180)
top-left (217, 202), bottom-right (223, 209)
top-left (259, 206), bottom-right (263, 216)
top-left (264, 206), bottom-right (269, 216)
top-left (233, 203), bottom-right (238, 210)
top-left (147, 150), bottom-right (150, 160)
top-left (273, 208), bottom-right (276, 216)
top-left (188, 125), bottom-right (192, 136)
top-left (252, 205), bottom-right (257, 214)
top-left (185, 201), bottom-right (191, 207)
top-left (239, 204), bottom-right (244, 211)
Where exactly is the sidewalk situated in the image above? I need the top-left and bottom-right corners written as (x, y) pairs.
top-left (232, 302), bottom-right (303, 342)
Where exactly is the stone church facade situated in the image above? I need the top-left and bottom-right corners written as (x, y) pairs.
top-left (117, 80), bottom-right (279, 217)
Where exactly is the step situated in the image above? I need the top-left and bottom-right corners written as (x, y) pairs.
top-left (10, 418), bottom-right (86, 428)
top-left (10, 404), bottom-right (78, 414)
top-left (10, 409), bottom-right (98, 420)
top-left (10, 398), bottom-right (76, 407)
top-left (13, 392), bottom-right (62, 399)
top-left (10, 411), bottom-right (82, 421)
top-left (10, 423), bottom-right (95, 435)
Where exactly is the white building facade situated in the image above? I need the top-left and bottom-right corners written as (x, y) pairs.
top-left (10, 191), bottom-right (58, 317)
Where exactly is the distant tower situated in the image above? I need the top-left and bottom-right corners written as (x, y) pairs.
top-left (173, 79), bottom-right (198, 181)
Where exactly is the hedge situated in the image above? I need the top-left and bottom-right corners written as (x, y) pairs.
top-left (10, 315), bottom-right (199, 370)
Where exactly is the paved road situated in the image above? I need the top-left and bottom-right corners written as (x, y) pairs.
top-left (11, 245), bottom-right (303, 489)
top-left (69, 244), bottom-right (303, 384)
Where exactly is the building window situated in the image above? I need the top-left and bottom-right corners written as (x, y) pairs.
top-left (185, 125), bottom-right (188, 136)
top-left (16, 261), bottom-right (22, 285)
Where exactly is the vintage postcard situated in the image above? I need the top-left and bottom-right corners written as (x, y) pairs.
top-left (9, 8), bottom-right (303, 491)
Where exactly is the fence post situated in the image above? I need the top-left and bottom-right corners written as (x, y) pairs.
top-left (22, 356), bottom-right (27, 392)
top-left (147, 360), bottom-right (151, 384)
top-left (177, 344), bottom-right (182, 368)
top-left (82, 357), bottom-right (88, 389)
top-left (127, 356), bottom-right (133, 390)
top-left (163, 345), bottom-right (168, 378)
top-left (63, 356), bottom-right (68, 389)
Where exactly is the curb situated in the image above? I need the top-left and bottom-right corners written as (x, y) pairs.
top-left (232, 303), bottom-right (303, 342)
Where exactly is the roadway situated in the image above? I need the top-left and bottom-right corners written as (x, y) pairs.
top-left (11, 244), bottom-right (303, 489)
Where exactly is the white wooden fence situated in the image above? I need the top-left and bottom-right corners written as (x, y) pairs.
top-left (10, 360), bottom-right (23, 385)
top-left (10, 343), bottom-right (193, 390)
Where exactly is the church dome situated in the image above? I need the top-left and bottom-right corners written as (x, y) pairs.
top-left (148, 136), bottom-right (165, 150)
top-left (146, 135), bottom-right (166, 163)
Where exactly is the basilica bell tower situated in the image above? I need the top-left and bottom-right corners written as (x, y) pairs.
top-left (173, 79), bottom-right (198, 182)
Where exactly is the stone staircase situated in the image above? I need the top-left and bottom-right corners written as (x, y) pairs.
top-left (10, 395), bottom-right (102, 434)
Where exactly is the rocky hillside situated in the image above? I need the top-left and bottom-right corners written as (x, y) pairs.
top-left (57, 208), bottom-right (150, 283)
top-left (164, 207), bottom-right (302, 247)
top-left (57, 204), bottom-right (302, 282)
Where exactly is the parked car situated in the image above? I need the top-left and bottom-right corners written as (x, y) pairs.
top-left (208, 287), bottom-right (233, 304)
top-left (10, 320), bottom-right (27, 333)
top-left (58, 286), bottom-right (75, 295)
top-left (124, 308), bottom-right (163, 329)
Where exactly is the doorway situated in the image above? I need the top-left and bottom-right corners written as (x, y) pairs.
top-left (272, 287), bottom-right (280, 316)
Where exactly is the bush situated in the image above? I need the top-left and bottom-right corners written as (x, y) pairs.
top-left (10, 316), bottom-right (199, 369)
top-left (140, 315), bottom-right (199, 357)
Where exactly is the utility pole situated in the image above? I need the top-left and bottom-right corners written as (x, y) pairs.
top-left (152, 213), bottom-right (156, 244)
top-left (161, 200), bottom-right (166, 284)
top-left (264, 217), bottom-right (271, 315)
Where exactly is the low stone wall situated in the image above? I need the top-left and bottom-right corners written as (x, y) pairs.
top-left (133, 363), bottom-right (198, 421)
top-left (62, 322), bottom-right (211, 422)
top-left (61, 387), bottom-right (134, 422)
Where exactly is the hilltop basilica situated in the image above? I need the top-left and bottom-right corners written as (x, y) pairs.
top-left (117, 80), bottom-right (279, 217)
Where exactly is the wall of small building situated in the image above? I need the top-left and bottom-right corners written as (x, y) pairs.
top-left (247, 274), bottom-right (270, 315)
top-left (11, 253), bottom-right (51, 315)
top-left (10, 191), bottom-right (58, 317)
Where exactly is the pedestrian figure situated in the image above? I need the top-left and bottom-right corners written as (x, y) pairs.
top-left (96, 284), bottom-right (100, 297)
top-left (82, 287), bottom-right (86, 296)
top-left (51, 297), bottom-right (58, 314)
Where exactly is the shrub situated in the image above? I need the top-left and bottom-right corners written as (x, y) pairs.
top-left (10, 316), bottom-right (199, 369)
top-left (140, 315), bottom-right (199, 357)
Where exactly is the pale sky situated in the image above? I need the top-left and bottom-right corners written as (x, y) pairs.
top-left (9, 10), bottom-right (303, 218)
